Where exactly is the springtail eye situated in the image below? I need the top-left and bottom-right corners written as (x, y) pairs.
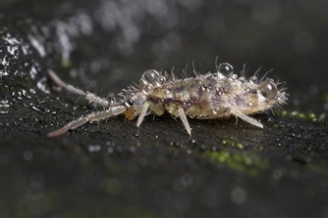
top-left (257, 79), bottom-right (278, 100)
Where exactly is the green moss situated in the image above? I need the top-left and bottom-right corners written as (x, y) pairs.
top-left (203, 150), bottom-right (268, 176)
top-left (106, 163), bottom-right (123, 174)
top-left (290, 170), bottom-right (300, 179)
top-left (323, 93), bottom-right (328, 102)
top-left (306, 163), bottom-right (328, 178)
top-left (111, 206), bottom-right (160, 218)
top-left (61, 59), bottom-right (72, 68)
top-left (221, 138), bottom-right (244, 149)
top-left (102, 178), bottom-right (122, 194)
top-left (279, 110), bottom-right (319, 122)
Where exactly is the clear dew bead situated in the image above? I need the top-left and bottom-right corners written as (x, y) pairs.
top-left (249, 76), bottom-right (258, 84)
top-left (258, 79), bottom-right (277, 100)
top-left (239, 76), bottom-right (246, 82)
top-left (230, 74), bottom-right (238, 80)
top-left (155, 76), bottom-right (166, 86)
top-left (166, 85), bottom-right (173, 94)
top-left (218, 62), bottom-right (234, 75)
top-left (141, 69), bottom-right (159, 85)
top-left (125, 98), bottom-right (134, 107)
top-left (142, 84), bottom-right (154, 94)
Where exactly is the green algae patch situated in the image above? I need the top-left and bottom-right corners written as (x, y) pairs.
top-left (61, 59), bottom-right (72, 68)
top-left (203, 150), bottom-right (268, 176)
top-left (279, 110), bottom-right (324, 122)
top-left (306, 163), bottom-right (328, 179)
top-left (221, 138), bottom-right (244, 149)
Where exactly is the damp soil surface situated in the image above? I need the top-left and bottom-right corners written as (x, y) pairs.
top-left (1, 0), bottom-right (328, 217)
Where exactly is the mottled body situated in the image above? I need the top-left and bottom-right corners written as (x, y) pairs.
top-left (150, 74), bottom-right (255, 117)
top-left (47, 62), bottom-right (287, 137)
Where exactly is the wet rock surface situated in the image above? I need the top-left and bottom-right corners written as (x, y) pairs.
top-left (1, 0), bottom-right (328, 217)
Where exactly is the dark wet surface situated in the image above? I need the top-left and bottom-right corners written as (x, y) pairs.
top-left (1, 0), bottom-right (328, 217)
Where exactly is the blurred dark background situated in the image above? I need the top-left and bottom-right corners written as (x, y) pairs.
top-left (1, 0), bottom-right (328, 217)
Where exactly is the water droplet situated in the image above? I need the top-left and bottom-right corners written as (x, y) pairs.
top-left (142, 84), bottom-right (154, 94)
top-left (258, 79), bottom-right (277, 100)
top-left (202, 84), bottom-right (213, 91)
top-left (230, 74), bottom-right (238, 80)
top-left (140, 69), bottom-right (159, 85)
top-left (166, 85), bottom-right (173, 94)
top-left (37, 77), bottom-right (50, 94)
top-left (239, 76), bottom-right (246, 82)
top-left (249, 76), bottom-right (258, 83)
top-left (231, 187), bottom-right (247, 205)
top-left (125, 98), bottom-right (134, 107)
top-left (155, 75), bottom-right (166, 86)
top-left (88, 145), bottom-right (101, 152)
top-left (216, 87), bottom-right (225, 95)
top-left (7, 45), bottom-right (19, 56)
top-left (23, 151), bottom-right (33, 161)
top-left (129, 146), bottom-right (136, 153)
top-left (218, 62), bottom-right (234, 75)
top-left (107, 147), bottom-right (114, 154)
